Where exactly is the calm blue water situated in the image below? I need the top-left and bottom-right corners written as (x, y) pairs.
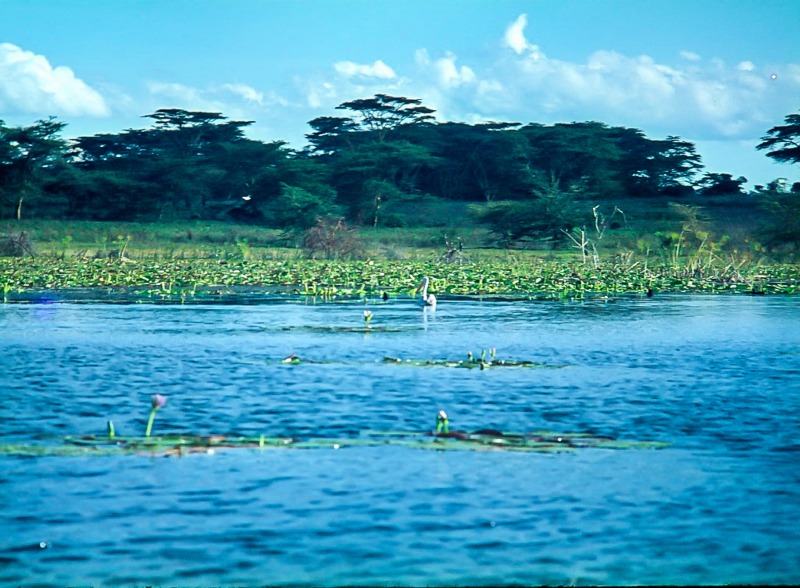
top-left (1, 294), bottom-right (799, 586)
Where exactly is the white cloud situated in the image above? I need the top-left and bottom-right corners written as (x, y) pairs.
top-left (275, 12), bottom-right (799, 159)
top-left (221, 83), bottom-right (264, 105)
top-left (477, 79), bottom-right (504, 95)
top-left (504, 14), bottom-right (529, 54)
top-left (334, 59), bottom-right (396, 79)
top-left (304, 81), bottom-right (337, 109)
top-left (416, 50), bottom-right (475, 88)
top-left (489, 14), bottom-right (799, 139)
top-left (503, 14), bottom-right (545, 61)
top-left (146, 81), bottom-right (288, 116)
top-left (147, 81), bottom-right (214, 109)
top-left (786, 64), bottom-right (800, 84)
top-left (300, 59), bottom-right (408, 113)
top-left (0, 43), bottom-right (109, 117)
top-left (141, 80), bottom-right (304, 145)
top-left (435, 53), bottom-right (475, 87)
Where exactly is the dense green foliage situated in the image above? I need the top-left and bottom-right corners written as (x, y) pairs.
top-left (0, 98), bottom-right (715, 220)
top-left (2, 97), bottom-right (797, 253)
top-left (758, 111), bottom-right (800, 166)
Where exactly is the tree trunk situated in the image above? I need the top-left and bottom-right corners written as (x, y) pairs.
top-left (372, 195), bottom-right (381, 227)
top-left (16, 195), bottom-right (24, 220)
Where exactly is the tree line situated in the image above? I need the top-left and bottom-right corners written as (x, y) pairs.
top-left (1, 94), bottom-right (798, 238)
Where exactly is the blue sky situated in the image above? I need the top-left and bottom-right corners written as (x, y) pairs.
top-left (1, 0), bottom-right (798, 187)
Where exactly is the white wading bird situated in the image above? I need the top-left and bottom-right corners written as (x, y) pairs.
top-left (415, 276), bottom-right (437, 308)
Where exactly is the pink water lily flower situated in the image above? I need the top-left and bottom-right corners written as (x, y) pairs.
top-left (145, 394), bottom-right (168, 437)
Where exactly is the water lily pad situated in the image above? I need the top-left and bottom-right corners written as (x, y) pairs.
top-left (0, 429), bottom-right (668, 457)
top-left (275, 325), bottom-right (415, 333)
top-left (381, 357), bottom-right (565, 369)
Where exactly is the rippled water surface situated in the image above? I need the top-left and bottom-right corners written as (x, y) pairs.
top-left (1, 294), bottom-right (799, 586)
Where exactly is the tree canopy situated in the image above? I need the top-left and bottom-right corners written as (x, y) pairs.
top-left (2, 95), bottom-right (792, 235)
top-left (0, 117), bottom-right (70, 220)
top-left (757, 110), bottom-right (800, 165)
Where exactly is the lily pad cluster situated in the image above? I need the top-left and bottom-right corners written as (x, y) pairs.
top-left (0, 428), bottom-right (668, 457)
top-left (270, 348), bottom-right (565, 369)
top-left (2, 257), bottom-right (798, 301)
top-left (383, 348), bottom-right (559, 370)
top-left (0, 394), bottom-right (668, 457)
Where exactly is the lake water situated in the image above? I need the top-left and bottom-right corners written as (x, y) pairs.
top-left (1, 294), bottom-right (799, 586)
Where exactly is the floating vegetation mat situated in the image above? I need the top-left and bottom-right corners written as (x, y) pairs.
top-left (273, 325), bottom-right (416, 333)
top-left (3, 257), bottom-right (799, 300)
top-left (0, 430), bottom-right (669, 457)
top-left (264, 354), bottom-right (567, 368)
top-left (381, 357), bottom-right (565, 369)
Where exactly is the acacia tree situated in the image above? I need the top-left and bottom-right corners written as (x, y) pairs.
top-left (696, 173), bottom-right (747, 196)
top-left (326, 141), bottom-right (437, 223)
top-left (519, 122), bottom-right (626, 200)
top-left (0, 117), bottom-right (69, 220)
top-left (417, 122), bottom-right (526, 202)
top-left (757, 110), bottom-right (800, 165)
top-left (304, 116), bottom-right (359, 155)
top-left (306, 95), bottom-right (435, 156)
top-left (336, 94), bottom-right (435, 142)
top-left (306, 95), bottom-right (440, 224)
top-left (756, 110), bottom-right (800, 250)
top-left (69, 110), bottom-right (288, 221)
top-left (642, 136), bottom-right (703, 196)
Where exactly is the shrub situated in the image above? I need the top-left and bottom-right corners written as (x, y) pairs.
top-left (303, 217), bottom-right (365, 259)
top-left (0, 232), bottom-right (35, 257)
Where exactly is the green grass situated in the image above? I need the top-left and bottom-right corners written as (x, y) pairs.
top-left (0, 194), bottom-right (779, 262)
top-left (0, 220), bottom-right (295, 259)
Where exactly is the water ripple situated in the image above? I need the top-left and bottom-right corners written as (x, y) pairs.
top-left (1, 296), bottom-right (799, 586)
